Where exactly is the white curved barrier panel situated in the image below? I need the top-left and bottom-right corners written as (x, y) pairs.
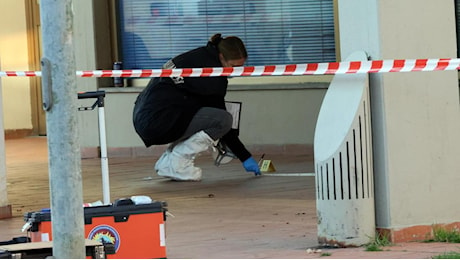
top-left (314, 51), bottom-right (374, 246)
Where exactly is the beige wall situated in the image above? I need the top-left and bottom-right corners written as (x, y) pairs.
top-left (226, 87), bottom-right (326, 146)
top-left (377, 0), bottom-right (460, 228)
top-left (98, 84), bottom-right (327, 157)
top-left (73, 0), bottom-right (100, 148)
top-left (338, 0), bottom-right (460, 231)
top-left (0, 0), bottom-right (32, 130)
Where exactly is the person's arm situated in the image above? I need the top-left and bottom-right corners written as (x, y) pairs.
top-left (222, 129), bottom-right (251, 162)
top-left (222, 129), bottom-right (261, 175)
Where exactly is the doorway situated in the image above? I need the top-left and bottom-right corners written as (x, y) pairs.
top-left (25, 0), bottom-right (46, 136)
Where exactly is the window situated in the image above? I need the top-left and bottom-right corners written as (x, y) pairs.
top-left (118, 0), bottom-right (336, 69)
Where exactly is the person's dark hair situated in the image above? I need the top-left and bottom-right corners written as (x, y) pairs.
top-left (210, 33), bottom-right (247, 61)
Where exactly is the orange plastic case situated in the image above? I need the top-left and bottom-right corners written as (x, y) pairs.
top-left (24, 201), bottom-right (167, 259)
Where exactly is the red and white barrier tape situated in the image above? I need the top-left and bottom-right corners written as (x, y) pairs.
top-left (1, 58), bottom-right (459, 78)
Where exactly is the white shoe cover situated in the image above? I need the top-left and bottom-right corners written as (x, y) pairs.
top-left (155, 148), bottom-right (202, 181)
top-left (155, 131), bottom-right (214, 181)
top-left (154, 150), bottom-right (170, 173)
top-left (158, 152), bottom-right (202, 181)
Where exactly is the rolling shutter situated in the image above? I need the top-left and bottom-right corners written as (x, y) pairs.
top-left (118, 0), bottom-right (336, 69)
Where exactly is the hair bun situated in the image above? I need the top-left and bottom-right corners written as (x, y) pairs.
top-left (210, 33), bottom-right (223, 45)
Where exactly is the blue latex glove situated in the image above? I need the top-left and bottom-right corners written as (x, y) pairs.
top-left (242, 157), bottom-right (261, 176)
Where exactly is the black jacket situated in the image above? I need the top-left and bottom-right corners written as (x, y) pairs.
top-left (133, 41), bottom-right (251, 162)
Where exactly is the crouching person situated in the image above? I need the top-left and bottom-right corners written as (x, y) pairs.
top-left (132, 33), bottom-right (261, 181)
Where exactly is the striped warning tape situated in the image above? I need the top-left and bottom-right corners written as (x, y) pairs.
top-left (1, 58), bottom-right (459, 78)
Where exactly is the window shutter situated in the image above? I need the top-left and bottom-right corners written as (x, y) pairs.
top-left (118, 0), bottom-right (336, 69)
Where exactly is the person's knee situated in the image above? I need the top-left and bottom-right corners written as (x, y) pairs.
top-left (195, 108), bottom-right (233, 140)
top-left (221, 111), bottom-right (233, 133)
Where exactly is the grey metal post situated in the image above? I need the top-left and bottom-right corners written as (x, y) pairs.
top-left (40, 0), bottom-right (85, 258)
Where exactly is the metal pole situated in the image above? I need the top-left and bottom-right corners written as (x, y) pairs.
top-left (98, 105), bottom-right (111, 205)
top-left (40, 0), bottom-right (85, 258)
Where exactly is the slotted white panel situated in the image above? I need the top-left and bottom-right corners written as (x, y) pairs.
top-left (314, 51), bottom-right (374, 246)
